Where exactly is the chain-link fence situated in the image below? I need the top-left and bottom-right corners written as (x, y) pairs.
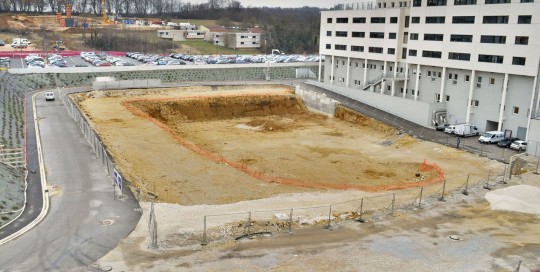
top-left (165, 169), bottom-right (506, 246)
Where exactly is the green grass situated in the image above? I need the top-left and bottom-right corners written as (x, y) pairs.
top-left (178, 40), bottom-right (261, 55)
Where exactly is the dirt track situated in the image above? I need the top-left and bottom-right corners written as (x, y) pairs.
top-left (73, 85), bottom-right (502, 205)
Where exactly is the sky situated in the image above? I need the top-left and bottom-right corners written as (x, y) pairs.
top-left (188, 0), bottom-right (345, 9)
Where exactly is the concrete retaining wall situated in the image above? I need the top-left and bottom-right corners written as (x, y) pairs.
top-left (295, 86), bottom-right (339, 116)
top-left (92, 79), bottom-right (162, 90)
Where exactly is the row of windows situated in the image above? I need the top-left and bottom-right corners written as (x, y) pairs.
top-left (409, 33), bottom-right (529, 44)
top-left (329, 17), bottom-right (398, 24)
top-left (413, 0), bottom-right (533, 6)
top-left (411, 15), bottom-right (532, 24)
top-left (327, 15), bottom-right (532, 26)
top-left (326, 44), bottom-right (527, 65)
top-left (327, 31), bottom-right (399, 40)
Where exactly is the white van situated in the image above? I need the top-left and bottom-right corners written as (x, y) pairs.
top-left (11, 38), bottom-right (30, 47)
top-left (478, 131), bottom-right (504, 144)
top-left (454, 124), bottom-right (479, 137)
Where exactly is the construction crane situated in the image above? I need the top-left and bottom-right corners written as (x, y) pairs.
top-left (102, 0), bottom-right (110, 24)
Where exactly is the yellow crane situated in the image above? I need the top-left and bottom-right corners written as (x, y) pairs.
top-left (102, 0), bottom-right (111, 24)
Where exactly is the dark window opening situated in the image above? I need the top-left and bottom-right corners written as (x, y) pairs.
top-left (478, 54), bottom-right (504, 63)
top-left (352, 32), bottom-right (365, 38)
top-left (480, 35), bottom-right (506, 43)
top-left (448, 52), bottom-right (471, 61)
top-left (426, 16), bottom-right (446, 23)
top-left (450, 34), bottom-right (473, 42)
top-left (422, 50), bottom-right (442, 58)
top-left (453, 16), bottom-right (475, 24)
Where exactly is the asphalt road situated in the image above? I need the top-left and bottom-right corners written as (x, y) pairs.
top-left (0, 92), bottom-right (141, 271)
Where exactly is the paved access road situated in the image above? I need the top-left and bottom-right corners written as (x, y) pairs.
top-left (0, 92), bottom-right (141, 271)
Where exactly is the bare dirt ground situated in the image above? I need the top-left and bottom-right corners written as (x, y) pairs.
top-left (73, 85), bottom-right (500, 205)
top-left (70, 84), bottom-right (540, 271)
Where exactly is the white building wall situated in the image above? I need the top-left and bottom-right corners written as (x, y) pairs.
top-left (319, 0), bottom-right (540, 139)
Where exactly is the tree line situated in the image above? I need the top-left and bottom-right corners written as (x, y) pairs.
top-left (0, 0), bottom-right (322, 54)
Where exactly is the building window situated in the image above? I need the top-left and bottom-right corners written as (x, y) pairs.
top-left (450, 34), bottom-right (473, 42)
top-left (513, 106), bottom-right (520, 114)
top-left (388, 48), bottom-right (396, 55)
top-left (424, 34), bottom-right (444, 41)
top-left (335, 44), bottom-right (347, 50)
top-left (489, 78), bottom-right (495, 85)
top-left (435, 93), bottom-right (441, 102)
top-left (411, 17), bottom-right (420, 23)
top-left (327, 18), bottom-right (333, 23)
top-left (465, 75), bottom-right (470, 82)
top-left (389, 33), bottom-right (397, 39)
top-left (521, 0), bottom-right (533, 2)
top-left (352, 32), bottom-right (365, 38)
top-left (485, 0), bottom-right (510, 3)
top-left (453, 16), bottom-right (475, 24)
top-left (405, 16), bottom-right (410, 27)
top-left (402, 48), bottom-right (407, 59)
top-left (422, 50), bottom-right (442, 58)
top-left (413, 0), bottom-right (422, 6)
top-left (390, 17), bottom-right (398, 23)
top-left (518, 15), bottom-right (532, 24)
top-left (353, 17), bottom-right (366, 23)
top-left (512, 57), bottom-right (526, 65)
top-left (445, 95), bottom-right (450, 102)
top-left (326, 44), bottom-right (331, 49)
top-left (336, 31), bottom-right (348, 37)
top-left (425, 16), bottom-right (446, 23)
top-left (515, 36), bottom-right (529, 45)
top-left (483, 16), bottom-right (508, 24)
top-left (476, 76), bottom-right (482, 87)
top-left (471, 100), bottom-right (479, 107)
top-left (409, 49), bottom-right (417, 56)
top-left (427, 0), bottom-right (447, 6)
top-left (369, 47), bottom-right (384, 53)
top-left (478, 54), bottom-right (504, 64)
top-left (480, 35), bottom-right (506, 44)
top-left (351, 46), bottom-right (364, 52)
top-left (371, 17), bottom-right (386, 23)
top-left (336, 17), bottom-right (349, 23)
top-left (410, 33), bottom-right (419, 40)
top-left (454, 0), bottom-right (476, 4)
top-left (448, 52), bottom-right (471, 61)
top-left (326, 31), bottom-right (332, 36)
top-left (370, 32), bottom-right (385, 39)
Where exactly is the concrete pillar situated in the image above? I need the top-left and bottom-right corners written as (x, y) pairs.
top-left (439, 67), bottom-right (446, 103)
top-left (381, 61), bottom-right (387, 94)
top-left (330, 55), bottom-right (335, 84)
top-left (363, 59), bottom-right (368, 86)
top-left (391, 61), bottom-right (398, 96)
top-left (465, 70), bottom-right (476, 123)
top-left (497, 73), bottom-right (509, 131)
top-left (403, 63), bottom-right (409, 98)
top-left (414, 63), bottom-right (420, 101)
top-left (525, 75), bottom-right (538, 141)
top-left (318, 54), bottom-right (322, 82)
top-left (346, 57), bottom-right (350, 88)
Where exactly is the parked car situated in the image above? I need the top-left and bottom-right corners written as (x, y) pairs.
top-left (435, 123), bottom-right (450, 131)
top-left (510, 140), bottom-right (527, 151)
top-left (0, 39), bottom-right (5, 46)
top-left (478, 131), bottom-right (505, 144)
top-left (444, 125), bottom-right (456, 134)
top-left (497, 137), bottom-right (520, 148)
top-left (45, 91), bottom-right (55, 101)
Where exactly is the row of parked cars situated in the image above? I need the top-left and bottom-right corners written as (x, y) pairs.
top-left (0, 57), bottom-right (9, 68)
top-left (80, 52), bottom-right (135, 67)
top-left (126, 52), bottom-right (185, 65)
top-left (436, 123), bottom-right (527, 151)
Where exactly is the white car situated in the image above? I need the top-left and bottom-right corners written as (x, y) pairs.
top-left (45, 91), bottom-right (55, 101)
top-left (510, 140), bottom-right (527, 151)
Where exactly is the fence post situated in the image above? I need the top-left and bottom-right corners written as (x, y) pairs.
top-left (462, 174), bottom-right (470, 195)
top-left (325, 205), bottom-right (332, 230)
top-left (502, 165), bottom-right (508, 184)
top-left (534, 157), bottom-right (540, 175)
top-left (418, 187), bottom-right (423, 208)
top-left (288, 209), bottom-right (293, 234)
top-left (247, 212), bottom-right (252, 239)
top-left (514, 260), bottom-right (522, 272)
top-left (391, 193), bottom-right (396, 216)
top-left (201, 215), bottom-right (208, 246)
top-left (483, 170), bottom-right (492, 190)
top-left (439, 179), bottom-right (446, 201)
top-left (357, 198), bottom-right (365, 223)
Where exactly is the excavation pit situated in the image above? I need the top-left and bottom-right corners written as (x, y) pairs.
top-left (72, 85), bottom-right (489, 206)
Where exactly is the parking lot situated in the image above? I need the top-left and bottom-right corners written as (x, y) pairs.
top-left (0, 51), bottom-right (320, 69)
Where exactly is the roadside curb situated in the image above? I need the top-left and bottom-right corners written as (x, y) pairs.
top-left (0, 91), bottom-right (50, 246)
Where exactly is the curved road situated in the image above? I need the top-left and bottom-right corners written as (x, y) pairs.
top-left (0, 91), bottom-right (141, 271)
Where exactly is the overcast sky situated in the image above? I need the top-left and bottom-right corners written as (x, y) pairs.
top-left (188, 0), bottom-right (345, 9)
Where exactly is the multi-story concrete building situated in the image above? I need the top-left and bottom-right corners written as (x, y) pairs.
top-left (318, 0), bottom-right (539, 140)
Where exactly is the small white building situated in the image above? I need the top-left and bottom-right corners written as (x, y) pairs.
top-left (157, 29), bottom-right (206, 41)
top-left (212, 32), bottom-right (261, 49)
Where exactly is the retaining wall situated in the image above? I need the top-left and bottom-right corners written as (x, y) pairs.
top-left (295, 86), bottom-right (339, 116)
